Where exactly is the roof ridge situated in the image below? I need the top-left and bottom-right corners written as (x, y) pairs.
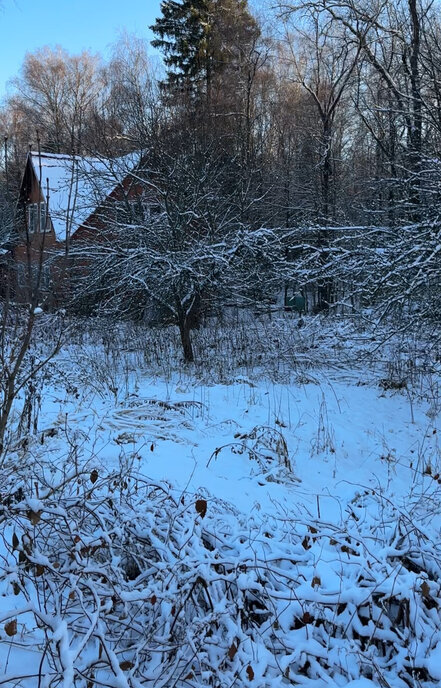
top-left (29, 150), bottom-right (106, 164)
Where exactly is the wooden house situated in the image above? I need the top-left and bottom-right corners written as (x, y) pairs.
top-left (11, 149), bottom-right (149, 305)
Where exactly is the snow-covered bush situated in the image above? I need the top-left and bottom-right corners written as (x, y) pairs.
top-left (0, 308), bottom-right (64, 457)
top-left (1, 451), bottom-right (441, 687)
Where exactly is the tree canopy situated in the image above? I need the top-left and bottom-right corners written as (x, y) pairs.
top-left (150, 0), bottom-right (260, 99)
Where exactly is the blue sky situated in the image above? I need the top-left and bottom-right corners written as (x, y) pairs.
top-left (0, 0), bottom-right (162, 97)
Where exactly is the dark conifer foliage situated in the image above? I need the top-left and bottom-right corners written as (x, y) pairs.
top-left (150, 0), bottom-right (259, 98)
top-left (151, 0), bottom-right (209, 92)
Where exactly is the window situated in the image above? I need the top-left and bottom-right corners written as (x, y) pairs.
top-left (39, 263), bottom-right (51, 288)
top-left (27, 202), bottom-right (48, 233)
top-left (128, 200), bottom-right (163, 224)
top-left (16, 262), bottom-right (51, 289)
top-left (16, 263), bottom-right (26, 287)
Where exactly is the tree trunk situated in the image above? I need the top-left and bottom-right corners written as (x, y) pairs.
top-left (317, 118), bottom-right (333, 312)
top-left (408, 0), bottom-right (422, 220)
top-left (178, 317), bottom-right (194, 363)
top-left (321, 121), bottom-right (332, 224)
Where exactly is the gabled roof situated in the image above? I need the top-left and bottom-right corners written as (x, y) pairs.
top-left (27, 150), bottom-right (142, 242)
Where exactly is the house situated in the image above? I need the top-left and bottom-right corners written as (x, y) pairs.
top-left (11, 149), bottom-right (148, 305)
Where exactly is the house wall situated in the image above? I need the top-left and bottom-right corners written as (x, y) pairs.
top-left (73, 173), bottom-right (150, 241)
top-left (12, 159), bottom-right (65, 305)
top-left (66, 176), bottom-right (151, 309)
top-left (12, 156), bottom-right (156, 308)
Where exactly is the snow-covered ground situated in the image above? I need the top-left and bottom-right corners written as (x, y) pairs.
top-left (1, 315), bottom-right (440, 687)
top-left (38, 363), bottom-right (440, 525)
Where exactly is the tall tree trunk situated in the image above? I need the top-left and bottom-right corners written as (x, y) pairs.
top-left (317, 117), bottom-right (333, 311)
top-left (321, 119), bottom-right (332, 224)
top-left (178, 316), bottom-right (194, 363)
top-left (408, 0), bottom-right (422, 219)
top-left (175, 294), bottom-right (195, 363)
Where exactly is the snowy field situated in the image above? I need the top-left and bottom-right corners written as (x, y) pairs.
top-left (1, 314), bottom-right (441, 687)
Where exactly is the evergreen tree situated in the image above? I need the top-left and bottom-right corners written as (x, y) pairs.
top-left (150, 0), bottom-right (259, 98)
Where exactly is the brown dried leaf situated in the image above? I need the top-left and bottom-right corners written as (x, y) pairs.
top-left (311, 576), bottom-right (321, 588)
top-left (5, 619), bottom-right (17, 637)
top-left (90, 469), bottom-right (99, 484)
top-left (28, 510), bottom-right (42, 526)
top-left (421, 581), bottom-right (430, 598)
top-left (195, 499), bottom-right (207, 518)
top-left (302, 536), bottom-right (311, 550)
top-left (246, 665), bottom-right (254, 681)
top-left (302, 611), bottom-right (312, 624)
top-left (228, 640), bottom-right (238, 661)
top-left (119, 661), bottom-right (134, 671)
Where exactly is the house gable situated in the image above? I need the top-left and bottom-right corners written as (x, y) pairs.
top-left (11, 149), bottom-right (154, 304)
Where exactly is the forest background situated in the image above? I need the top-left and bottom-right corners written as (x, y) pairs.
top-left (1, 0), bottom-right (441, 347)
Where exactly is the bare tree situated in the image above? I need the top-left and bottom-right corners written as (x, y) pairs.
top-left (0, 193), bottom-right (63, 457)
top-left (95, 35), bottom-right (162, 155)
top-left (3, 46), bottom-right (103, 157)
top-left (69, 141), bottom-right (282, 363)
top-left (277, 0), bottom-right (439, 218)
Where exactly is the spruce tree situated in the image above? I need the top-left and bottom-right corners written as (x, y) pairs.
top-left (150, 0), bottom-right (259, 98)
top-left (151, 0), bottom-right (212, 94)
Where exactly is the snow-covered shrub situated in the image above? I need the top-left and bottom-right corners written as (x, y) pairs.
top-left (1, 452), bottom-right (441, 687)
top-left (208, 424), bottom-right (294, 482)
top-left (0, 309), bottom-right (64, 457)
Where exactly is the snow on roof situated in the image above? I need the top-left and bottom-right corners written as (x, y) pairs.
top-left (29, 151), bottom-right (141, 242)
